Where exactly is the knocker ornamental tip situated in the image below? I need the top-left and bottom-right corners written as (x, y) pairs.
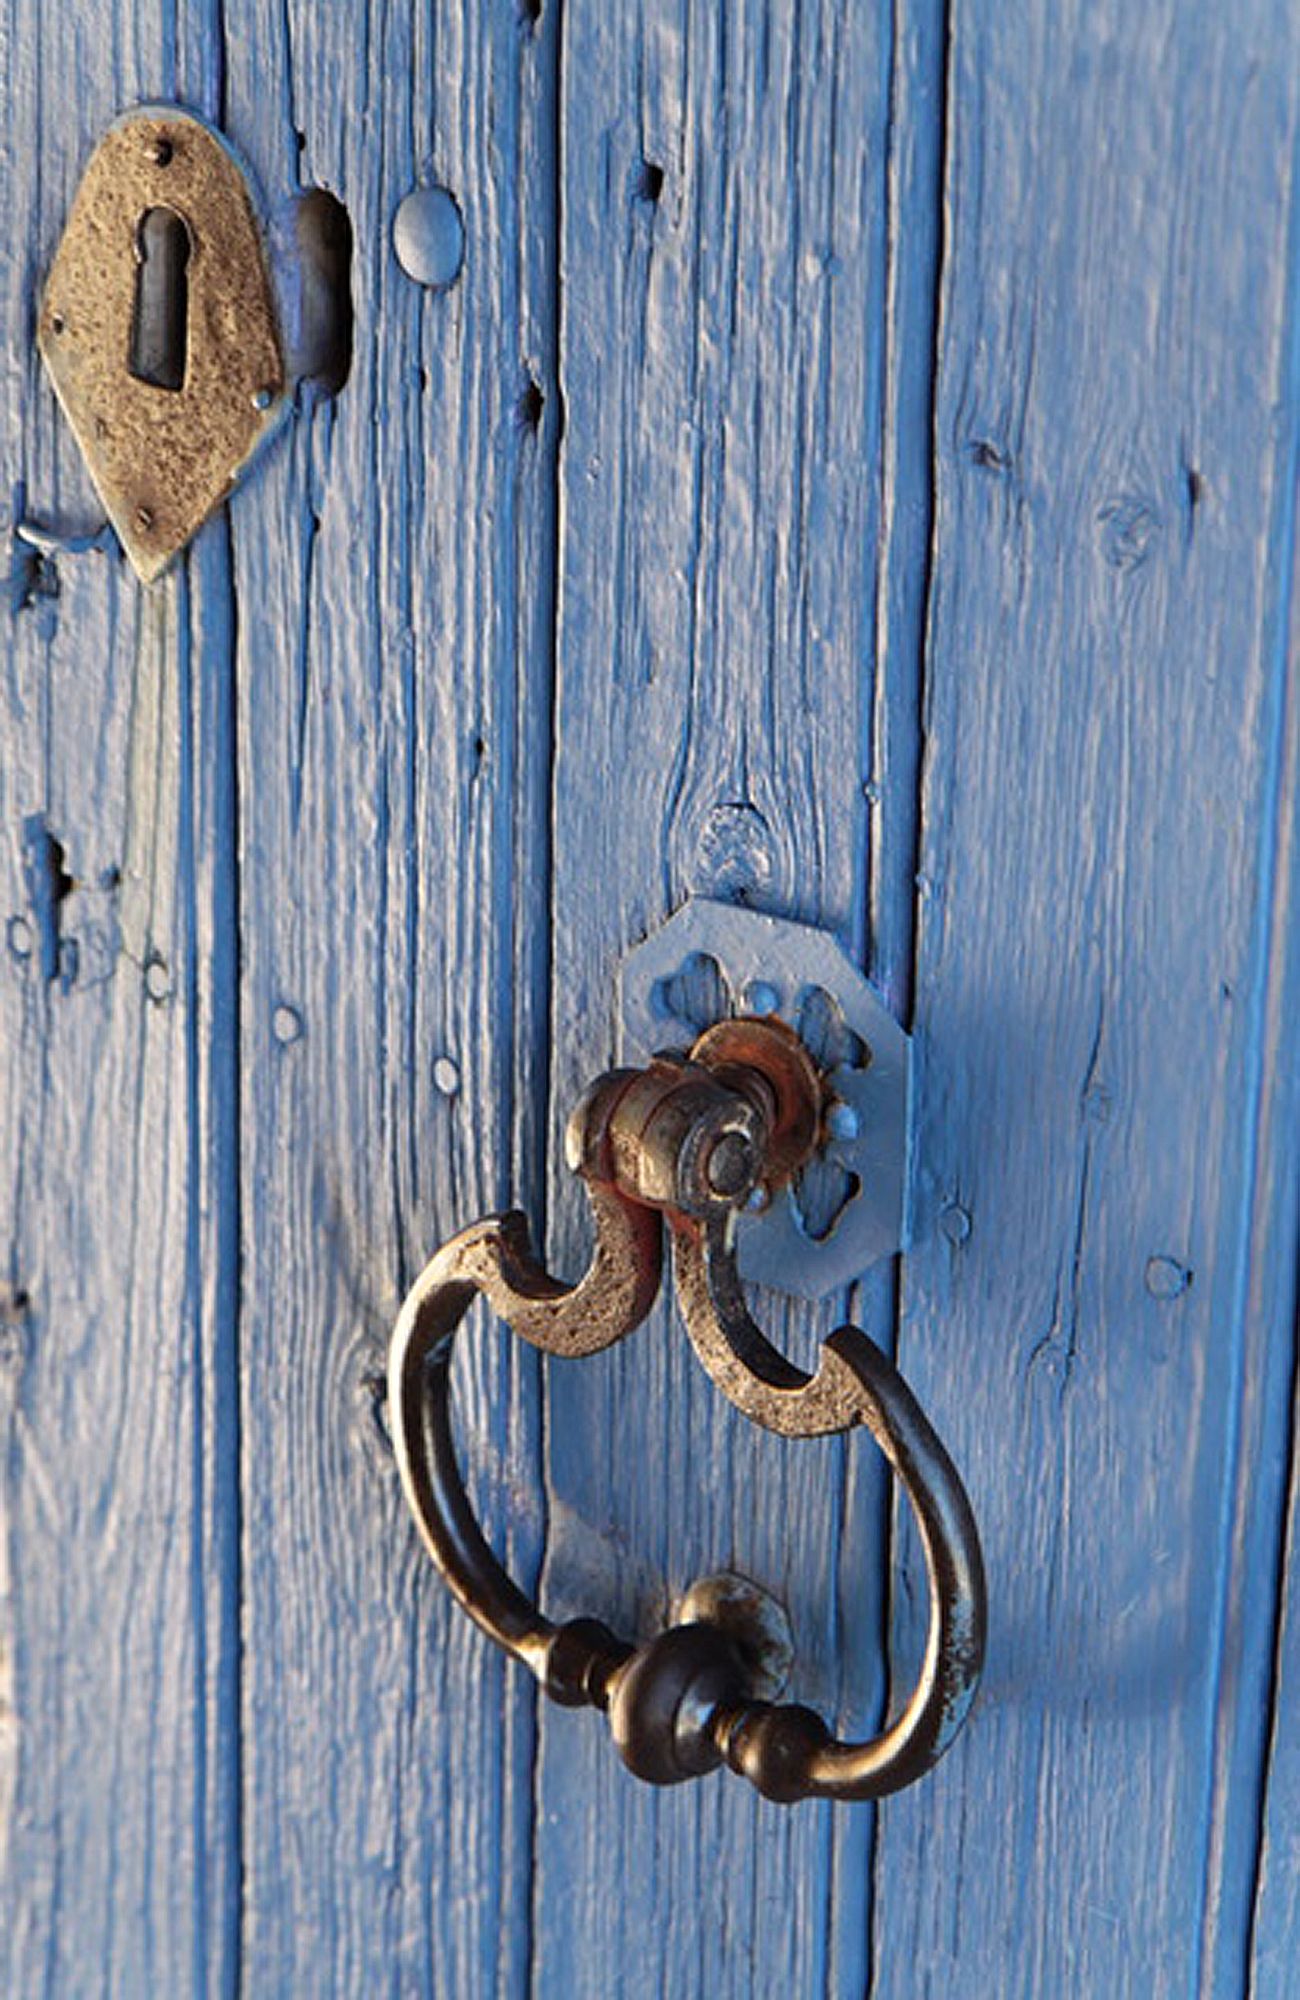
top-left (389, 1008), bottom-right (986, 1804)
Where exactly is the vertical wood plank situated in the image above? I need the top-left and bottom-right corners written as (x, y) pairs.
top-left (1238, 434), bottom-right (1300, 1999)
top-left (871, 5), bottom-right (1300, 1993)
top-left (222, 0), bottom-right (559, 1991)
top-left (0, 5), bottom-right (241, 1993)
top-left (537, 3), bottom-right (907, 1991)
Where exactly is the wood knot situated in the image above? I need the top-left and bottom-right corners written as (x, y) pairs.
top-left (1097, 494), bottom-right (1161, 572)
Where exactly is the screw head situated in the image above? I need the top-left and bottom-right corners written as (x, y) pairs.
top-left (826, 1101), bottom-right (860, 1143)
top-left (393, 184), bottom-right (465, 290)
top-left (939, 1202), bottom-right (972, 1246)
top-left (744, 980), bottom-right (781, 1017)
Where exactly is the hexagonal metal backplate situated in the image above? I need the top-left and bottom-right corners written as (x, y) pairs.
top-left (621, 900), bottom-right (912, 1299)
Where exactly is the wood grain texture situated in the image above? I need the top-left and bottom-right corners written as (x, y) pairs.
top-left (871, 5), bottom-right (1300, 1996)
top-left (1, 8), bottom-right (241, 1994)
top-left (536, 4), bottom-right (909, 1994)
top-left (6, 1), bottom-right (1300, 1994)
top-left (221, 1), bottom-right (558, 1994)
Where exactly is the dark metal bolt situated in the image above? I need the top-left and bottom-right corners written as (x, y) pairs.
top-left (704, 1129), bottom-right (758, 1199)
top-left (608, 1623), bottom-right (749, 1784)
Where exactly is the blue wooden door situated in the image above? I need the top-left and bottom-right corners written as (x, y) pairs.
top-left (5, 3), bottom-right (1300, 1994)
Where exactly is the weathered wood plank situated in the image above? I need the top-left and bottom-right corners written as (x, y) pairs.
top-left (1240, 460), bottom-right (1300, 1998)
top-left (1, 7), bottom-right (241, 1993)
top-left (536, 3), bottom-right (913, 1991)
top-left (871, 5), bottom-right (1300, 1994)
top-left (222, 0), bottom-right (559, 1991)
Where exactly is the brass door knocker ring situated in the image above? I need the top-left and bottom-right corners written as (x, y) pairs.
top-left (389, 1016), bottom-right (985, 1803)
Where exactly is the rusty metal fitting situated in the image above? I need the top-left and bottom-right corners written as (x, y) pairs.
top-left (564, 1018), bottom-right (824, 1222)
top-left (601, 1057), bottom-right (768, 1216)
top-left (688, 1016), bottom-right (824, 1191)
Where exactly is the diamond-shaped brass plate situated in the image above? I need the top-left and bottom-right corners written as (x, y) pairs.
top-left (38, 106), bottom-right (285, 583)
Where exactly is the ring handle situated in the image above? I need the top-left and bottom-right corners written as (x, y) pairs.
top-left (388, 1190), bottom-right (660, 1678)
top-left (388, 1196), bottom-right (986, 1802)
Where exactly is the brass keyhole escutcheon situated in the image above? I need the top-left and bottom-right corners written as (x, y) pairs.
top-left (37, 106), bottom-right (286, 581)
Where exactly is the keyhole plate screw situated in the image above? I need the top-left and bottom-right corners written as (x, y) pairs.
top-left (37, 105), bottom-right (286, 582)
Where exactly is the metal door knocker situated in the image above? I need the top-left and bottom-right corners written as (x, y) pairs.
top-left (389, 954), bottom-right (986, 1805)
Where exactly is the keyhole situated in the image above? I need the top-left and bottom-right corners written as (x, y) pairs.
top-left (129, 206), bottom-right (191, 392)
